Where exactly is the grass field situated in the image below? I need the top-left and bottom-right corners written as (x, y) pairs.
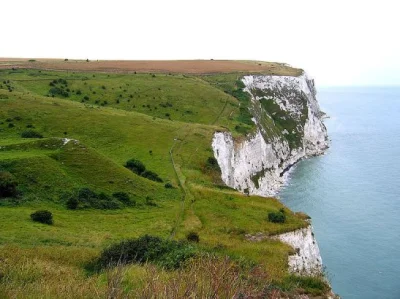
top-left (0, 64), bottom-right (329, 298)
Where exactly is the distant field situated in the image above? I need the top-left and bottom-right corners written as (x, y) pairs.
top-left (0, 58), bottom-right (303, 76)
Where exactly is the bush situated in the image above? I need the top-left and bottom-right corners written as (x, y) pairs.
top-left (48, 87), bottom-right (69, 97)
top-left (141, 170), bottom-right (163, 182)
top-left (125, 159), bottom-right (146, 175)
top-left (186, 232), bottom-right (200, 243)
top-left (21, 130), bottom-right (43, 138)
top-left (30, 210), bottom-right (53, 225)
top-left (112, 192), bottom-right (132, 205)
top-left (97, 192), bottom-right (121, 209)
top-left (0, 171), bottom-right (18, 198)
top-left (125, 159), bottom-right (163, 182)
top-left (145, 196), bottom-right (157, 207)
top-left (206, 156), bottom-right (220, 171)
top-left (164, 182), bottom-right (174, 189)
top-left (66, 188), bottom-right (126, 210)
top-left (66, 197), bottom-right (79, 210)
top-left (94, 235), bottom-right (196, 270)
top-left (267, 211), bottom-right (286, 223)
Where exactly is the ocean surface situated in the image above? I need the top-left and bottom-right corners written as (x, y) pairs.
top-left (279, 87), bottom-right (400, 299)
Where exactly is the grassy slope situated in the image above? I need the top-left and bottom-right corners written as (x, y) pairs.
top-left (0, 67), bottom-right (325, 297)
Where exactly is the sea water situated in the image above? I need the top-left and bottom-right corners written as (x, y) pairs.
top-left (279, 87), bottom-right (400, 298)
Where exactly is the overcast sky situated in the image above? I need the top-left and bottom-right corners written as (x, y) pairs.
top-left (1, 0), bottom-right (399, 86)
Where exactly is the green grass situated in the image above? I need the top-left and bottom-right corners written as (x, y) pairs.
top-left (0, 68), bottom-right (329, 297)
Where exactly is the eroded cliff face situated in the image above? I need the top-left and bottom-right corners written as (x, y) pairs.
top-left (212, 72), bottom-right (328, 196)
top-left (276, 225), bottom-right (323, 275)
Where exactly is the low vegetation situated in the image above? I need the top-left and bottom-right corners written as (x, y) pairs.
top-left (21, 130), bottom-right (43, 138)
top-left (65, 188), bottom-right (131, 210)
top-left (125, 158), bottom-right (163, 182)
top-left (0, 171), bottom-right (18, 198)
top-left (92, 235), bottom-right (197, 271)
top-left (268, 210), bottom-right (287, 223)
top-left (30, 210), bottom-right (53, 225)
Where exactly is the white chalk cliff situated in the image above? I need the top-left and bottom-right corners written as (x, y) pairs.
top-left (276, 225), bottom-right (323, 275)
top-left (212, 72), bottom-right (328, 196)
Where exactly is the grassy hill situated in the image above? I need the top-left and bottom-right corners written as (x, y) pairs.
top-left (0, 63), bottom-right (329, 298)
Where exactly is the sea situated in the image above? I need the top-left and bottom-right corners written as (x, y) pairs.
top-left (278, 87), bottom-right (400, 299)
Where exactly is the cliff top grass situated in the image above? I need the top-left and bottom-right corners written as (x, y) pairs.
top-left (0, 65), bottom-right (327, 298)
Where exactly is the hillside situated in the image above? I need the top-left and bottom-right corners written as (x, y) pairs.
top-left (0, 60), bottom-right (331, 298)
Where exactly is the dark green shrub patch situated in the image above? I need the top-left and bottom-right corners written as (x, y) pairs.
top-left (21, 130), bottom-right (43, 138)
top-left (112, 192), bottom-right (134, 206)
top-left (186, 231), bottom-right (200, 243)
top-left (164, 182), bottom-right (174, 189)
top-left (267, 211), bottom-right (286, 223)
top-left (49, 87), bottom-right (69, 97)
top-left (30, 210), bottom-right (53, 225)
top-left (65, 188), bottom-right (132, 210)
top-left (145, 196), bottom-right (157, 207)
top-left (205, 156), bottom-right (220, 171)
top-left (141, 170), bottom-right (163, 182)
top-left (125, 158), bottom-right (146, 175)
top-left (125, 158), bottom-right (163, 182)
top-left (0, 171), bottom-right (18, 198)
top-left (93, 235), bottom-right (197, 270)
top-left (66, 197), bottom-right (79, 210)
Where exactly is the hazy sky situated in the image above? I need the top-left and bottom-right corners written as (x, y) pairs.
top-left (1, 0), bottom-right (399, 86)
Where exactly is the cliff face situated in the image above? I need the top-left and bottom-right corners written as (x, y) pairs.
top-left (276, 225), bottom-right (323, 275)
top-left (212, 72), bottom-right (328, 196)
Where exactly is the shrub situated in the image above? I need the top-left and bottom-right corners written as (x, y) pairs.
top-left (21, 130), bottom-right (43, 138)
top-left (141, 170), bottom-right (163, 182)
top-left (164, 182), bottom-right (174, 189)
top-left (0, 171), bottom-right (18, 198)
top-left (94, 235), bottom-right (196, 270)
top-left (30, 210), bottom-right (53, 225)
top-left (66, 197), bottom-right (79, 210)
top-left (267, 211), bottom-right (286, 223)
top-left (125, 159), bottom-right (146, 175)
top-left (145, 196), bottom-right (157, 207)
top-left (48, 87), bottom-right (69, 97)
top-left (97, 192), bottom-right (121, 209)
top-left (112, 192), bottom-right (132, 205)
top-left (66, 188), bottom-right (124, 210)
top-left (8, 123), bottom-right (14, 128)
top-left (186, 232), bottom-right (200, 243)
top-left (205, 156), bottom-right (220, 171)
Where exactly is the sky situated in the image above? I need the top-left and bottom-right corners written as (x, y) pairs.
top-left (1, 0), bottom-right (399, 86)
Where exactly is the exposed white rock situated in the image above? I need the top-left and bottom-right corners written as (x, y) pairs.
top-left (212, 72), bottom-right (328, 196)
top-left (277, 225), bottom-right (323, 275)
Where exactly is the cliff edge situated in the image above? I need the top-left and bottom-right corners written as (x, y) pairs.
top-left (212, 72), bottom-right (328, 196)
